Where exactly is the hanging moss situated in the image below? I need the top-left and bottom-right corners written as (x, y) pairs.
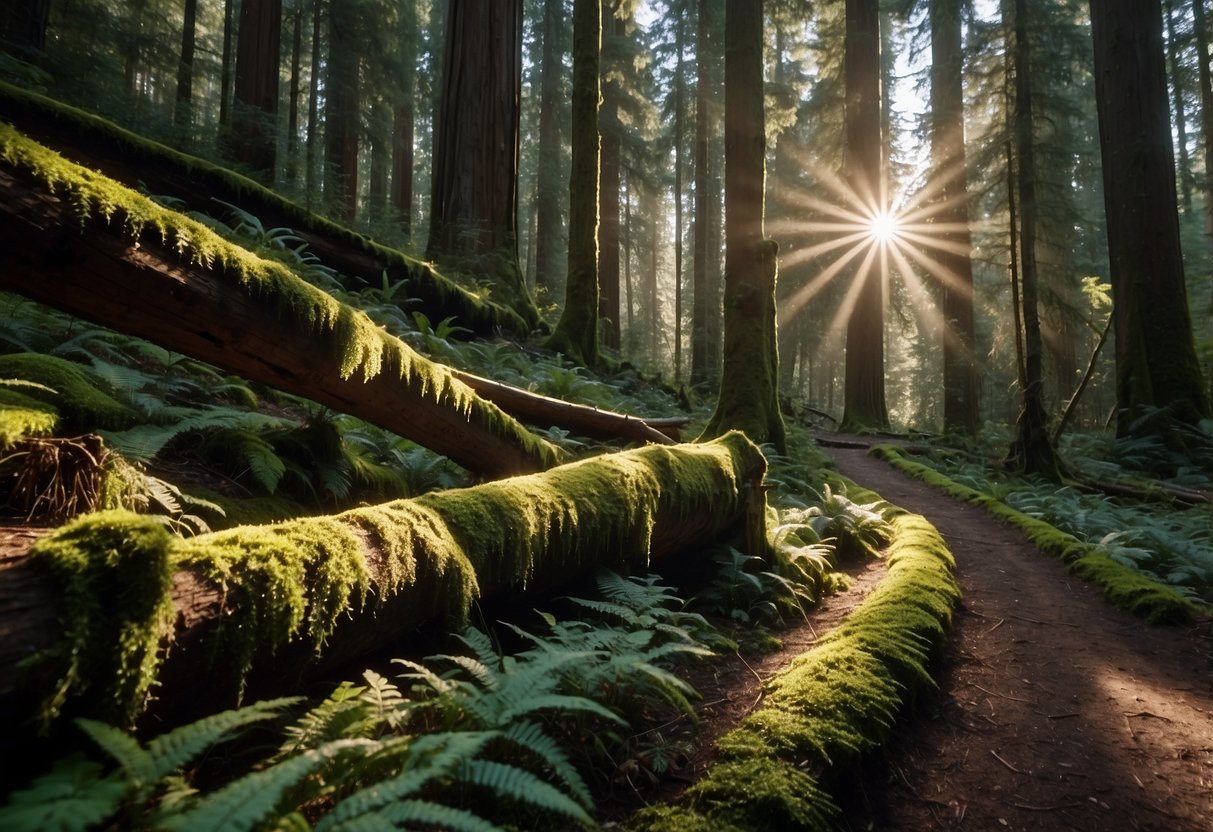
top-left (20, 434), bottom-right (762, 728)
top-left (0, 353), bottom-right (135, 431)
top-left (870, 444), bottom-right (1201, 624)
top-left (0, 81), bottom-right (528, 336)
top-left (26, 511), bottom-right (175, 730)
top-left (0, 123), bottom-right (560, 471)
top-left (630, 511), bottom-right (959, 832)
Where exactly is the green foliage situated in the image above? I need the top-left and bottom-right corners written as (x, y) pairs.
top-left (0, 353), bottom-right (137, 431)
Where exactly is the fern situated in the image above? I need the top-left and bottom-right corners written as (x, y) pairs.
top-left (147, 698), bottom-right (301, 780)
top-left (501, 720), bottom-right (592, 809)
top-left (0, 756), bottom-right (128, 832)
top-left (355, 800), bottom-right (505, 832)
top-left (459, 758), bottom-right (593, 827)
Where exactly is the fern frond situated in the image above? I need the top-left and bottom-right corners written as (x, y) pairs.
top-left (501, 720), bottom-right (592, 809)
top-left (372, 800), bottom-right (504, 832)
top-left (459, 759), bottom-right (593, 827)
top-left (238, 433), bottom-right (286, 494)
top-left (147, 697), bottom-right (300, 779)
top-left (163, 738), bottom-right (373, 832)
top-left (358, 670), bottom-right (405, 729)
top-left (0, 756), bottom-right (128, 832)
top-left (497, 693), bottom-right (626, 726)
top-left (75, 718), bottom-right (155, 788)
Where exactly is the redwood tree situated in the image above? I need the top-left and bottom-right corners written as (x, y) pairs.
top-left (547, 0), bottom-right (601, 365)
top-left (325, 1), bottom-right (360, 221)
top-left (1089, 0), bottom-right (1210, 433)
top-left (840, 0), bottom-right (888, 432)
top-left (227, 0), bottom-right (282, 177)
top-left (701, 0), bottom-right (786, 452)
top-left (426, 0), bottom-right (540, 328)
top-left (929, 0), bottom-right (979, 434)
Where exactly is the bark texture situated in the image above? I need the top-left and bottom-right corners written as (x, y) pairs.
top-left (228, 0), bottom-right (281, 177)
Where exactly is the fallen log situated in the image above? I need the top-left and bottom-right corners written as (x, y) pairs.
top-left (0, 123), bottom-right (559, 478)
top-left (0, 81), bottom-right (531, 335)
top-left (0, 432), bottom-right (766, 734)
top-left (449, 369), bottom-right (679, 445)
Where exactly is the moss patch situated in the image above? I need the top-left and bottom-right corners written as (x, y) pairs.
top-left (0, 123), bottom-right (559, 472)
top-left (22, 433), bottom-right (763, 728)
top-left (630, 510), bottom-right (959, 831)
top-left (0, 81), bottom-right (528, 336)
top-left (0, 353), bottom-right (135, 431)
top-left (0, 389), bottom-right (58, 449)
top-left (870, 444), bottom-right (1200, 624)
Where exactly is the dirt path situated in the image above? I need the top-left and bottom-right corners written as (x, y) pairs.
top-left (828, 447), bottom-right (1213, 832)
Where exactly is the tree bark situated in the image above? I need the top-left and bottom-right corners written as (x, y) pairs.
top-left (426, 0), bottom-right (539, 328)
top-left (305, 0), bottom-right (322, 203)
top-left (325, 1), bottom-right (360, 221)
top-left (285, 0), bottom-right (302, 183)
top-left (840, 0), bottom-right (889, 432)
top-left (227, 0), bottom-right (282, 178)
top-left (691, 0), bottom-right (713, 386)
top-left (533, 0), bottom-right (566, 295)
top-left (0, 157), bottom-right (557, 478)
top-left (1090, 0), bottom-right (1210, 431)
top-left (597, 3), bottom-right (624, 351)
top-left (219, 0), bottom-right (234, 129)
top-left (673, 20), bottom-right (686, 382)
top-left (1191, 0), bottom-right (1213, 247)
top-left (0, 434), bottom-right (766, 730)
top-left (929, 0), bottom-right (979, 435)
top-left (701, 0), bottom-right (786, 452)
top-left (1166, 0), bottom-right (1194, 210)
top-left (547, 0), bottom-right (602, 366)
top-left (174, 0), bottom-right (199, 128)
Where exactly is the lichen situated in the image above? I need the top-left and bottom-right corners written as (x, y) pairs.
top-left (870, 444), bottom-right (1200, 624)
top-left (629, 510), bottom-right (959, 831)
top-left (21, 433), bottom-right (763, 727)
top-left (0, 80), bottom-right (528, 336)
top-left (0, 122), bottom-right (559, 472)
top-left (0, 353), bottom-right (135, 431)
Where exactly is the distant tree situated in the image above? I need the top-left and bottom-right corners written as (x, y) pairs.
top-left (840, 0), bottom-right (889, 431)
top-left (1164, 0), bottom-right (1193, 210)
top-left (391, 2), bottom-right (419, 237)
top-left (325, 1), bottom-right (361, 220)
top-left (219, 0), bottom-right (234, 128)
top-left (547, 0), bottom-right (602, 364)
top-left (174, 0), bottom-right (198, 128)
top-left (533, 0), bottom-right (568, 295)
top-left (929, 0), bottom-right (978, 434)
top-left (691, 0), bottom-right (716, 386)
top-left (227, 0), bottom-right (282, 177)
top-left (1005, 0), bottom-right (1058, 476)
top-left (701, 0), bottom-right (786, 452)
top-left (1191, 0), bottom-right (1213, 251)
top-left (304, 0), bottom-right (322, 202)
top-left (427, 0), bottom-right (540, 327)
top-left (284, 0), bottom-right (303, 181)
top-left (598, 2), bottom-right (625, 350)
top-left (1089, 0), bottom-right (1210, 432)
top-left (0, 0), bottom-right (50, 53)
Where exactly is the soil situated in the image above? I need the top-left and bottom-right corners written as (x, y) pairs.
top-left (606, 444), bottom-right (1213, 830)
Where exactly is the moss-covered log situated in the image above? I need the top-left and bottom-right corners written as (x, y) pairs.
top-left (0, 123), bottom-right (558, 477)
top-left (0, 433), bottom-right (766, 733)
top-left (0, 82), bottom-right (530, 336)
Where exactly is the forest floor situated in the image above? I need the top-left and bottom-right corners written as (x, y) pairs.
top-left (605, 442), bottom-right (1213, 831)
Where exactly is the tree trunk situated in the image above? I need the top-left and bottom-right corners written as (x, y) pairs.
top-left (691, 0), bottom-right (712, 386)
top-left (701, 0), bottom-right (786, 453)
top-left (426, 0), bottom-right (539, 328)
top-left (0, 144), bottom-right (558, 478)
top-left (547, 0), bottom-right (602, 366)
top-left (228, 0), bottom-right (282, 178)
top-left (1191, 0), bottom-right (1213, 247)
top-left (1166, 0), bottom-right (1193, 210)
top-left (929, 0), bottom-right (979, 435)
top-left (173, 0), bottom-right (198, 128)
top-left (325, 1), bottom-right (360, 221)
top-left (305, 0), bottom-right (322, 204)
top-left (1006, 0), bottom-right (1059, 477)
top-left (285, 0), bottom-right (302, 183)
top-left (533, 0), bottom-right (566, 296)
top-left (597, 3), bottom-right (623, 351)
top-left (1090, 0), bottom-right (1210, 431)
top-left (840, 0), bottom-right (889, 432)
top-left (0, 0), bottom-right (50, 53)
top-left (673, 23), bottom-right (686, 383)
top-left (219, 0), bottom-right (234, 129)
top-left (390, 2), bottom-right (417, 237)
top-left (0, 434), bottom-right (765, 732)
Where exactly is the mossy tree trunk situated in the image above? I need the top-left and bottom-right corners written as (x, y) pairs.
top-left (1090, 0), bottom-right (1211, 434)
top-left (226, 0), bottom-right (281, 179)
top-left (700, 0), bottom-right (787, 454)
top-left (426, 0), bottom-right (540, 330)
top-left (547, 0), bottom-right (602, 366)
top-left (840, 0), bottom-right (889, 433)
top-left (1006, 0), bottom-right (1059, 478)
top-left (929, 0), bottom-right (979, 436)
top-left (0, 435), bottom-right (766, 730)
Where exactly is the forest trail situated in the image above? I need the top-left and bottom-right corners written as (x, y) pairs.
top-left (826, 446), bottom-right (1213, 832)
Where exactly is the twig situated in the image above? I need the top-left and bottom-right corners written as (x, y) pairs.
top-left (971, 682), bottom-right (1032, 703)
top-left (990, 750), bottom-right (1025, 774)
top-left (1012, 801), bottom-right (1084, 811)
top-left (1124, 710), bottom-right (1172, 722)
top-left (983, 618), bottom-right (1006, 636)
top-left (1046, 712), bottom-right (1080, 720)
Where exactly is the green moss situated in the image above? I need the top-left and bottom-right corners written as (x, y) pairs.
top-left (870, 444), bottom-right (1200, 624)
top-left (0, 389), bottom-right (58, 449)
top-left (0, 81), bottom-right (528, 336)
top-left (0, 353), bottom-right (135, 431)
top-left (0, 123), bottom-right (559, 472)
top-left (26, 511), bottom-right (175, 729)
top-left (22, 433), bottom-right (763, 727)
top-left (630, 511), bottom-right (959, 831)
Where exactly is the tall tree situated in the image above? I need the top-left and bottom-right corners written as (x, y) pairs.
top-left (547, 0), bottom-right (602, 364)
top-left (1165, 0), bottom-right (1193, 210)
top-left (1006, 0), bottom-right (1058, 476)
top-left (691, 0), bottom-right (714, 386)
top-left (1090, 0), bottom-right (1210, 432)
top-left (304, 0), bottom-right (322, 203)
top-left (427, 0), bottom-right (540, 328)
top-left (533, 0), bottom-right (567, 296)
top-left (701, 0), bottom-right (786, 452)
top-left (284, 0), bottom-right (303, 181)
top-left (325, 1), bottom-right (361, 220)
top-left (929, 0), bottom-right (979, 434)
top-left (840, 0), bottom-right (889, 431)
top-left (598, 2), bottom-right (624, 350)
top-left (228, 0), bottom-right (282, 177)
top-left (391, 2), bottom-right (419, 237)
top-left (174, 0), bottom-right (199, 128)
top-left (1191, 0), bottom-right (1213, 250)
top-left (0, 0), bottom-right (51, 53)
top-left (219, 0), bottom-right (234, 128)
